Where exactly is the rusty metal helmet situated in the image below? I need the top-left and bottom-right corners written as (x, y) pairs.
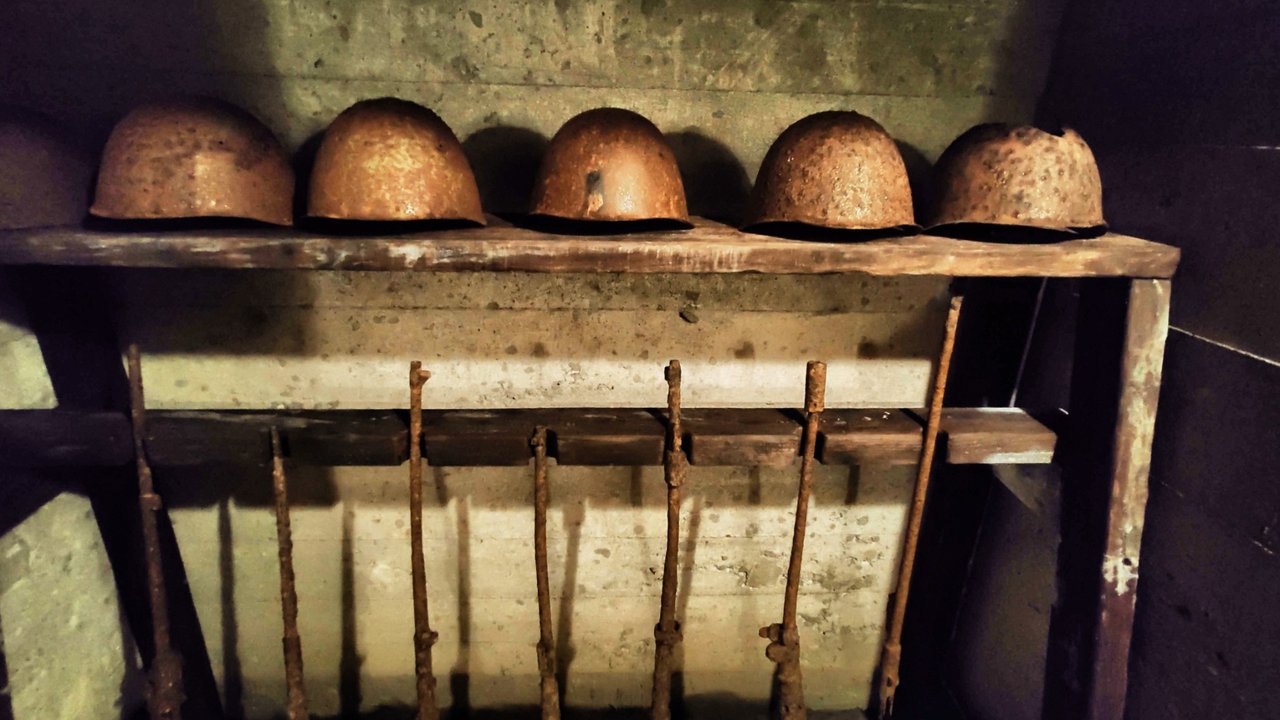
top-left (91, 97), bottom-right (294, 225)
top-left (742, 111), bottom-right (916, 233)
top-left (0, 107), bottom-right (92, 229)
top-left (530, 108), bottom-right (689, 224)
top-left (308, 98), bottom-right (485, 224)
top-left (928, 124), bottom-right (1105, 233)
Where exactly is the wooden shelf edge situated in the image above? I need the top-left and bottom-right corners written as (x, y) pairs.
top-left (0, 407), bottom-right (1057, 469)
top-left (0, 222), bottom-right (1180, 278)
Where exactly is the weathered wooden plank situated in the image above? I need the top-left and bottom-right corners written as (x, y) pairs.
top-left (1044, 278), bottom-right (1171, 720)
top-left (820, 409), bottom-right (923, 465)
top-left (424, 409), bottom-right (552, 466)
top-left (944, 407), bottom-right (1059, 465)
top-left (146, 411), bottom-right (409, 466)
top-left (554, 409), bottom-right (666, 466)
top-left (1087, 279), bottom-right (1170, 719)
top-left (0, 410), bottom-right (132, 466)
top-left (684, 408), bottom-right (803, 466)
top-left (0, 407), bottom-right (1061, 469)
top-left (0, 223), bottom-right (1180, 278)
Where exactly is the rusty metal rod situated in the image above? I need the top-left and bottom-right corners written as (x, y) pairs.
top-left (761, 360), bottom-right (826, 720)
top-left (875, 294), bottom-right (965, 720)
top-left (271, 428), bottom-right (309, 720)
top-left (127, 344), bottom-right (185, 720)
top-left (651, 360), bottom-right (686, 720)
top-left (531, 426), bottom-right (562, 720)
top-left (409, 361), bottom-right (440, 720)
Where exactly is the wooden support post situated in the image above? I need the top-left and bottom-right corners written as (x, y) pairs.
top-left (1043, 278), bottom-right (1171, 720)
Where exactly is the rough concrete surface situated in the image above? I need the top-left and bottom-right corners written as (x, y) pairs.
top-left (0, 0), bottom-right (1066, 716)
top-left (0, 492), bottom-right (146, 720)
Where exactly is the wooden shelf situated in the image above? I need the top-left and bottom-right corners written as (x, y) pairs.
top-left (0, 219), bottom-right (1179, 278)
top-left (0, 407), bottom-right (1057, 469)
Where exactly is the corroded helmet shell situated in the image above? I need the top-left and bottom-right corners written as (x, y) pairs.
top-left (308, 98), bottom-right (485, 224)
top-left (742, 111), bottom-right (916, 232)
top-left (91, 97), bottom-right (294, 225)
top-left (0, 107), bottom-right (92, 229)
top-left (530, 108), bottom-right (689, 224)
top-left (928, 124), bottom-right (1105, 232)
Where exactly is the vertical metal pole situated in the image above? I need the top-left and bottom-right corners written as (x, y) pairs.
top-left (531, 426), bottom-right (562, 720)
top-left (271, 428), bottom-right (309, 720)
top-left (127, 344), bottom-right (185, 720)
top-left (409, 361), bottom-right (440, 720)
top-left (876, 294), bottom-right (965, 720)
top-left (761, 360), bottom-right (827, 720)
top-left (651, 360), bottom-right (686, 720)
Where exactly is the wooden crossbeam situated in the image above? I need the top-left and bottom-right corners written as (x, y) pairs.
top-left (0, 407), bottom-right (1056, 469)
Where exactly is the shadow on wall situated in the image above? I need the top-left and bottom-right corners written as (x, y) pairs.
top-left (894, 141), bottom-right (932, 226)
top-left (667, 130), bottom-right (751, 224)
top-left (462, 126), bottom-right (551, 216)
top-left (0, 0), bottom-right (285, 151)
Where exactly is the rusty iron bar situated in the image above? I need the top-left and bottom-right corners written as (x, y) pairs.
top-left (875, 294), bottom-right (965, 720)
top-left (271, 428), bottom-right (309, 720)
top-left (531, 426), bottom-right (562, 720)
top-left (409, 361), bottom-right (440, 720)
top-left (651, 360), bottom-right (686, 720)
top-left (127, 344), bottom-right (185, 720)
top-left (760, 360), bottom-right (827, 720)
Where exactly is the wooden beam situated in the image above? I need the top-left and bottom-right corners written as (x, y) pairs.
top-left (943, 408), bottom-right (1059, 464)
top-left (0, 406), bottom-right (1061, 469)
top-left (820, 409), bottom-right (924, 465)
top-left (0, 221), bottom-right (1180, 278)
top-left (684, 408), bottom-right (802, 466)
top-left (146, 411), bottom-right (409, 467)
top-left (0, 410), bottom-right (132, 466)
top-left (1044, 278), bottom-right (1171, 720)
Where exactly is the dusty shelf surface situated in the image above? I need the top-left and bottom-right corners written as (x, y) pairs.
top-left (0, 218), bottom-right (1179, 278)
top-left (0, 406), bottom-right (1057, 469)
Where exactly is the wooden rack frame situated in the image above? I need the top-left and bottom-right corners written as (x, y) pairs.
top-left (0, 407), bottom-right (1058, 469)
top-left (0, 218), bottom-right (1177, 720)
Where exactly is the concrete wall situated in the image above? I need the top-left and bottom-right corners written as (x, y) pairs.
top-left (0, 1), bottom-right (1067, 717)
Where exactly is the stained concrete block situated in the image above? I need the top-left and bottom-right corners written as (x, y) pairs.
top-left (0, 492), bottom-right (146, 720)
top-left (166, 460), bottom-right (913, 714)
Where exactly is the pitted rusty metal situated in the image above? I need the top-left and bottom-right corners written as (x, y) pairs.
top-left (651, 360), bottom-right (685, 720)
top-left (92, 97), bottom-right (294, 225)
top-left (0, 107), bottom-right (92, 229)
top-left (875, 294), bottom-right (964, 720)
top-left (408, 362), bottom-right (440, 720)
top-left (308, 98), bottom-right (485, 224)
top-left (531, 427), bottom-right (562, 720)
top-left (531, 108), bottom-right (690, 224)
top-left (271, 428), bottom-right (309, 720)
top-left (928, 124), bottom-right (1106, 233)
top-left (743, 112), bottom-right (916, 233)
top-left (761, 360), bottom-right (827, 720)
top-left (127, 345), bottom-right (186, 720)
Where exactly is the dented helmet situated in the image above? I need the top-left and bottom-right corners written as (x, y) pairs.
top-left (928, 124), bottom-right (1105, 233)
top-left (742, 111), bottom-right (916, 233)
top-left (91, 97), bottom-right (294, 225)
top-left (308, 98), bottom-right (485, 224)
top-left (530, 108), bottom-right (689, 224)
top-left (0, 107), bottom-right (92, 229)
